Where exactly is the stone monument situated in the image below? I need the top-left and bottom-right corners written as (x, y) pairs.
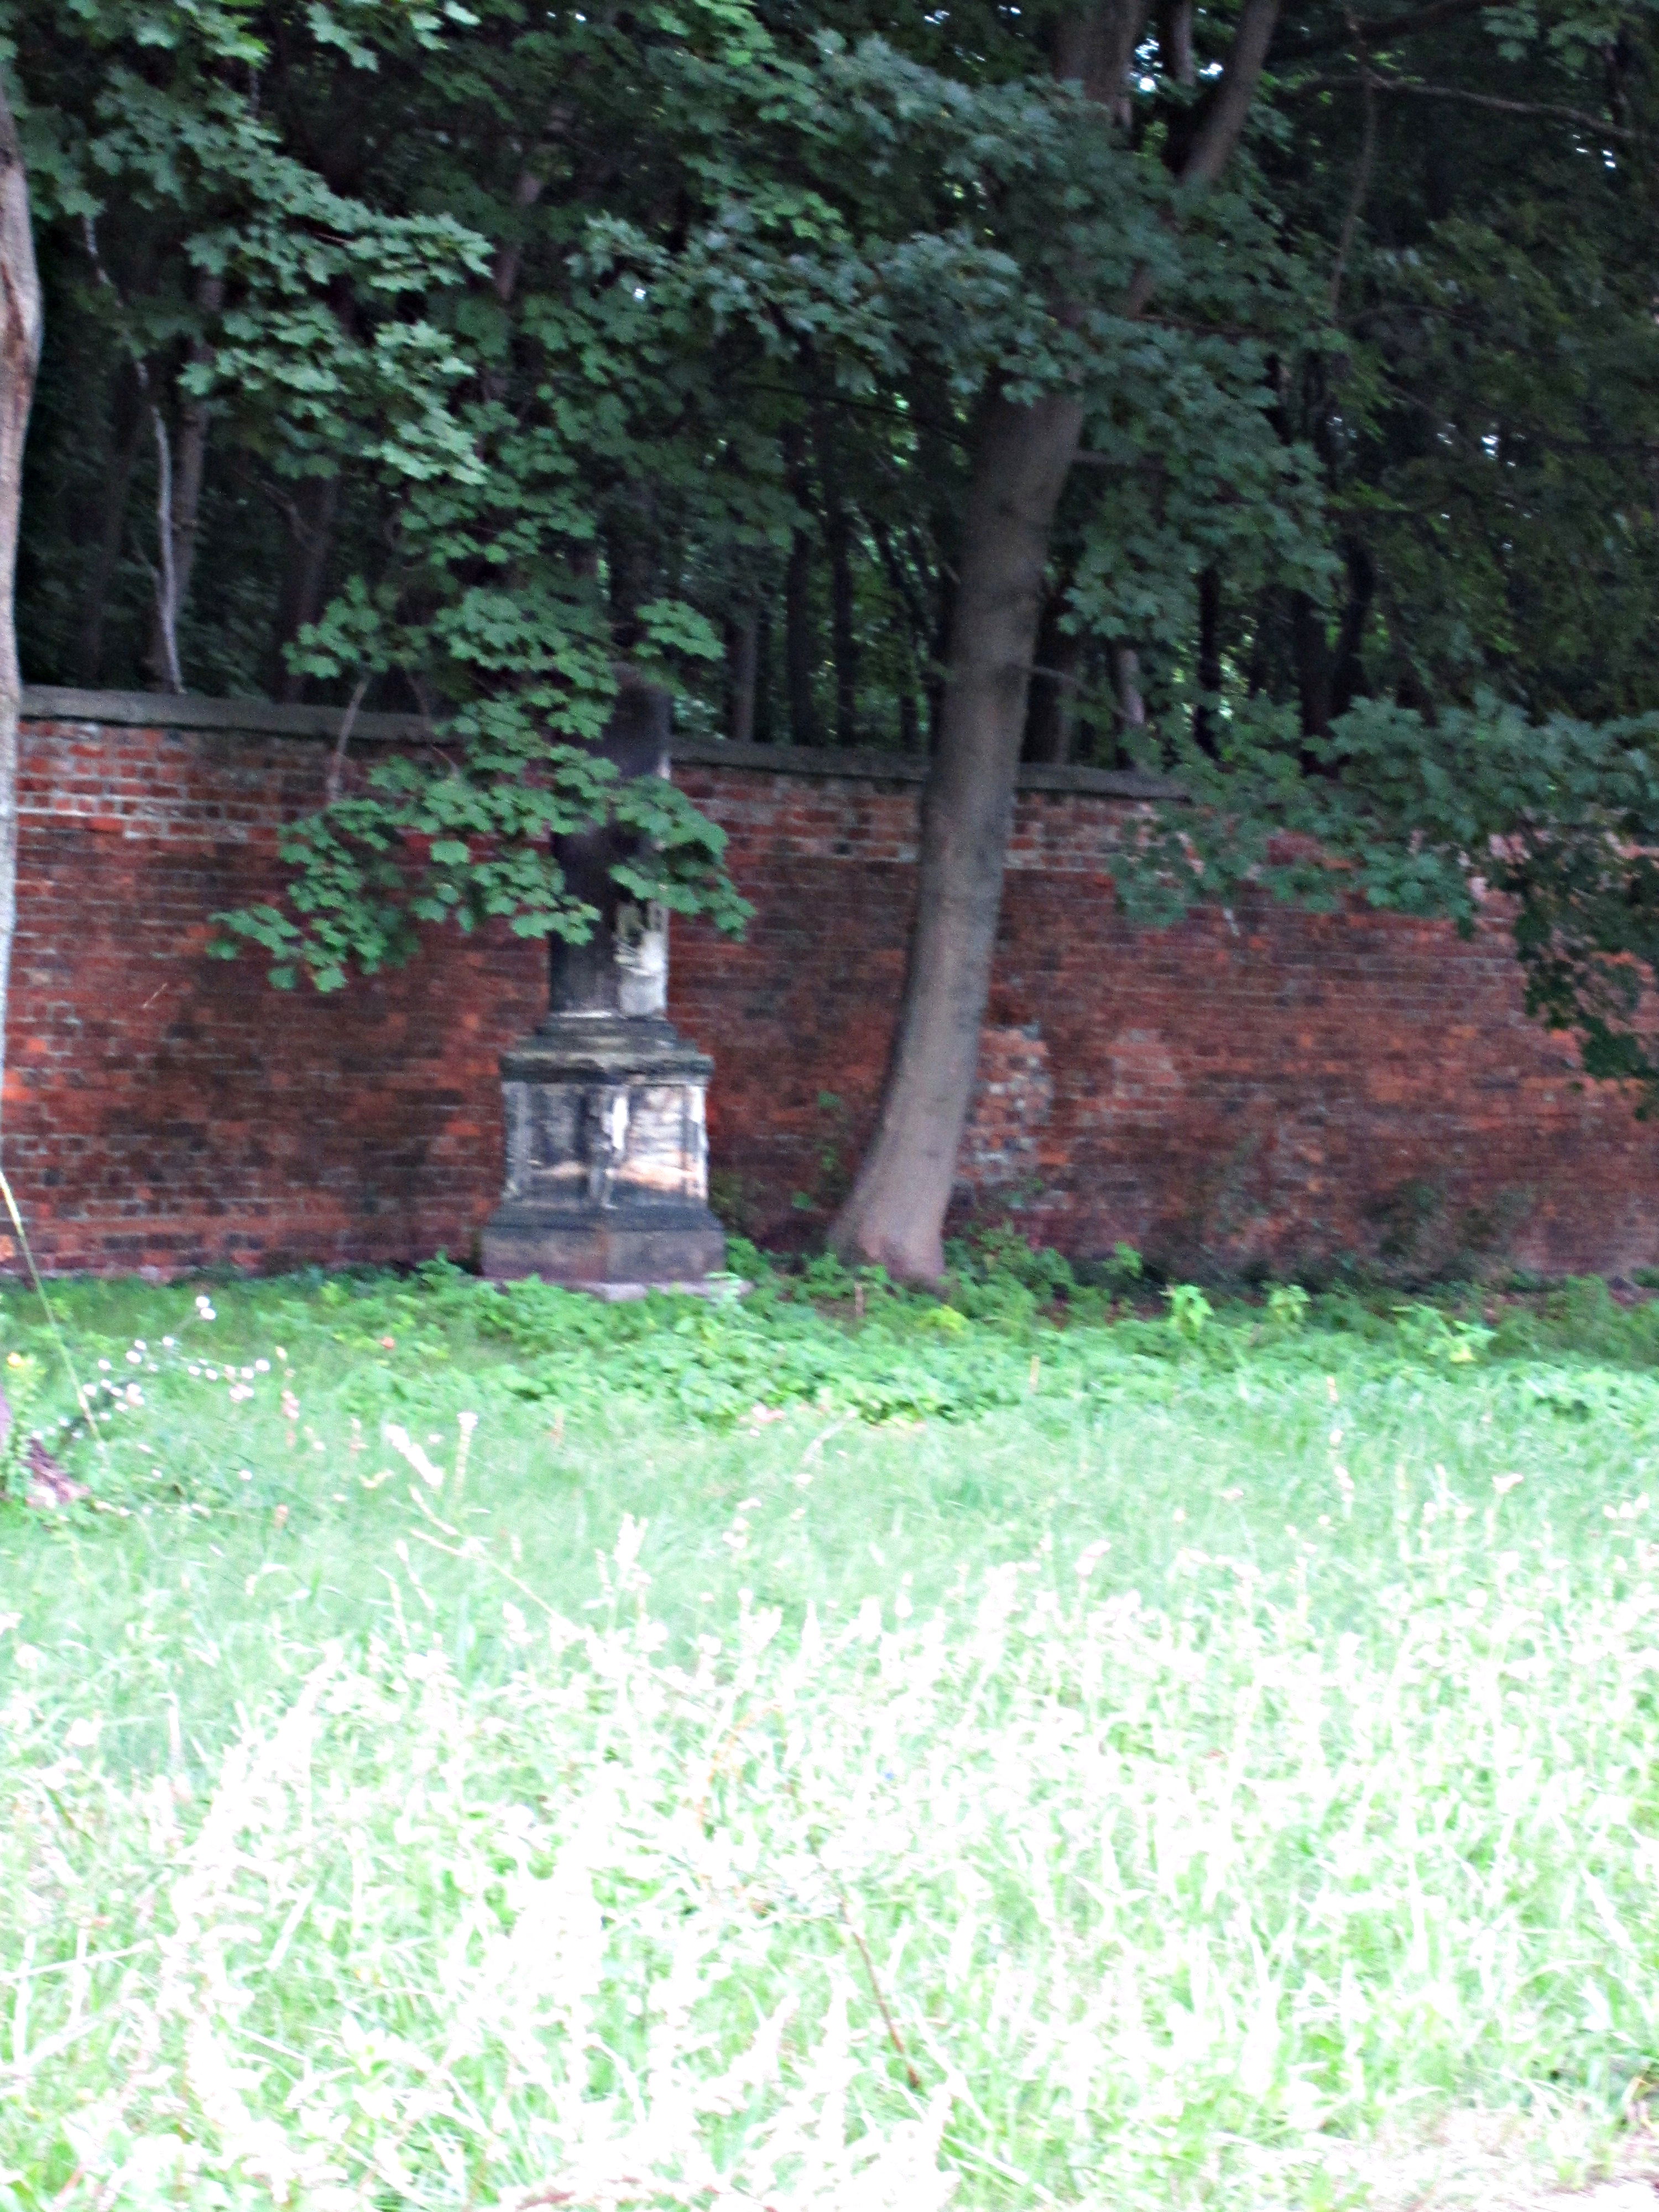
top-left (481, 677), bottom-right (727, 1292)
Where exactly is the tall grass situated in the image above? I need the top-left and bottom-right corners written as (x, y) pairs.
top-left (6, 1261), bottom-right (1659, 2206)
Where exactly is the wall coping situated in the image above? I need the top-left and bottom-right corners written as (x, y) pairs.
top-left (20, 685), bottom-right (1183, 801)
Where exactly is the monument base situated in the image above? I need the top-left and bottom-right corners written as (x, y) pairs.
top-left (481, 1199), bottom-right (727, 1288)
top-left (480, 1011), bottom-right (726, 1291)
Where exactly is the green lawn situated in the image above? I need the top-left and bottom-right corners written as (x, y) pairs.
top-left (6, 1256), bottom-right (1659, 2209)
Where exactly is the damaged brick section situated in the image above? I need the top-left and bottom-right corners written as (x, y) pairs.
top-left (10, 694), bottom-right (1659, 1280)
top-left (961, 1026), bottom-right (1055, 1193)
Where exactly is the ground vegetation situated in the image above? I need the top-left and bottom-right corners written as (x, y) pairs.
top-left (8, 1256), bottom-right (1659, 2204)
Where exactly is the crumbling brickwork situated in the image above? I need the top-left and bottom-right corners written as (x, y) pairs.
top-left (9, 698), bottom-right (1659, 1279)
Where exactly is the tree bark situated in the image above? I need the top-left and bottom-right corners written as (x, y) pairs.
top-left (830, 0), bottom-right (1281, 1282)
top-left (0, 80), bottom-right (42, 1139)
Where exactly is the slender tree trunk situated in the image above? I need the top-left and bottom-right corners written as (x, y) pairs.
top-left (870, 518), bottom-right (926, 750)
top-left (74, 364), bottom-right (142, 685)
top-left (827, 515), bottom-right (857, 745)
top-left (751, 599), bottom-right (775, 742)
top-left (781, 421), bottom-right (820, 746)
top-left (726, 611), bottom-right (759, 744)
top-left (1329, 539), bottom-right (1375, 719)
top-left (831, 0), bottom-right (1282, 1282)
top-left (0, 82), bottom-right (42, 1136)
top-left (783, 528), bottom-right (818, 746)
top-left (1194, 563), bottom-right (1223, 752)
top-left (269, 470), bottom-right (341, 698)
top-left (812, 407), bottom-right (858, 747)
top-left (167, 275), bottom-right (221, 623)
top-left (1023, 580), bottom-right (1082, 763)
top-left (1290, 587), bottom-right (1332, 738)
top-left (145, 270), bottom-right (223, 691)
top-left (1113, 644), bottom-right (1147, 737)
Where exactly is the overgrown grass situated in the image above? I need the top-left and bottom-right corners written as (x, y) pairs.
top-left (7, 1254), bottom-right (1659, 2207)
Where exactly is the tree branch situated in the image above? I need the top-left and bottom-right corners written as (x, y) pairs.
top-left (1180, 0), bottom-right (1286, 185)
top-left (1272, 0), bottom-right (1491, 61)
top-left (1290, 69), bottom-right (1635, 135)
top-left (1123, 0), bottom-right (1284, 314)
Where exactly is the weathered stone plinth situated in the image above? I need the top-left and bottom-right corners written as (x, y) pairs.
top-left (481, 674), bottom-right (727, 1292)
top-left (481, 1011), bottom-right (726, 1288)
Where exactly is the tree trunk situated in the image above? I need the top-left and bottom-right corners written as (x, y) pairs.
top-left (812, 406), bottom-right (858, 747)
top-left (1023, 580), bottom-right (1082, 763)
top-left (1113, 643), bottom-right (1147, 738)
top-left (781, 421), bottom-right (819, 746)
top-left (726, 611), bottom-right (759, 743)
top-left (74, 363), bottom-right (142, 685)
top-left (751, 599), bottom-right (775, 743)
top-left (870, 518), bottom-right (926, 750)
top-left (145, 270), bottom-right (223, 691)
top-left (830, 391), bottom-right (1085, 1280)
top-left (1159, 0), bottom-right (1198, 86)
top-left (269, 470), bottom-right (341, 699)
top-left (1194, 563), bottom-right (1223, 753)
top-left (830, 0), bottom-right (1282, 1282)
top-left (0, 82), bottom-right (42, 1139)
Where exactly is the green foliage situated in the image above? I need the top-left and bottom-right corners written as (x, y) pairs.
top-left (15, 0), bottom-right (1659, 1061)
top-left (0, 1350), bottom-right (44, 1501)
top-left (1166, 1281), bottom-right (1215, 1340)
top-left (212, 708), bottom-right (749, 987)
top-left (1390, 1300), bottom-right (1495, 1365)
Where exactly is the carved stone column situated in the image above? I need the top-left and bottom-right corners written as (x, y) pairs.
top-left (481, 678), bottom-right (727, 1291)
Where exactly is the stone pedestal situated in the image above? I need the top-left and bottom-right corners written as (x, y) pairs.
top-left (481, 678), bottom-right (727, 1292)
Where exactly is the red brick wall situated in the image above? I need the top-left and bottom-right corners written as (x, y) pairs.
top-left (11, 708), bottom-right (1659, 1279)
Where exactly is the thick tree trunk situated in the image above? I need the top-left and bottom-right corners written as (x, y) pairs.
top-left (830, 0), bottom-right (1281, 1282)
top-left (0, 83), bottom-right (41, 1135)
top-left (830, 392), bottom-right (1084, 1280)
